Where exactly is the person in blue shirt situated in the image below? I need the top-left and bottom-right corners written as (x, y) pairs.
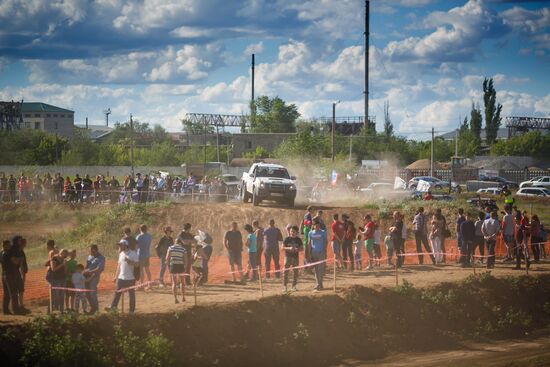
top-left (308, 220), bottom-right (327, 291)
top-left (244, 224), bottom-right (258, 281)
top-left (84, 244), bottom-right (105, 314)
top-left (136, 224), bottom-right (153, 288)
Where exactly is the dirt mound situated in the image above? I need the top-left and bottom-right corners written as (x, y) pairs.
top-left (2, 274), bottom-right (550, 367)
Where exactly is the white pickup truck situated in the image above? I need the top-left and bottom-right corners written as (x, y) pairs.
top-left (241, 163), bottom-right (297, 207)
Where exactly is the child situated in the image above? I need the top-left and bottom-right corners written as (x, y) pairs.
top-left (71, 264), bottom-right (88, 313)
top-left (373, 222), bottom-right (382, 267)
top-left (353, 234), bottom-right (362, 271)
top-left (244, 224), bottom-right (258, 281)
top-left (65, 249), bottom-right (77, 311)
top-left (191, 242), bottom-right (207, 285)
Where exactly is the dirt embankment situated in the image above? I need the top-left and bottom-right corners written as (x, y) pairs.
top-left (1, 274), bottom-right (550, 367)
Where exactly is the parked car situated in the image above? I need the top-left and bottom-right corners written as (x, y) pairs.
top-left (519, 176), bottom-right (550, 189)
top-left (478, 175), bottom-right (519, 189)
top-left (407, 176), bottom-right (450, 190)
top-left (476, 187), bottom-right (501, 195)
top-left (516, 187), bottom-right (550, 197)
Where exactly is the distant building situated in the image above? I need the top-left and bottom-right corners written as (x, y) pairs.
top-left (75, 125), bottom-right (113, 142)
top-left (439, 128), bottom-right (509, 142)
top-left (21, 102), bottom-right (74, 138)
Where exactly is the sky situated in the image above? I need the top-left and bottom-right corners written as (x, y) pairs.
top-left (0, 0), bottom-right (549, 139)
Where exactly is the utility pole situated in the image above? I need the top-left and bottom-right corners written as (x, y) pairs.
top-left (130, 114), bottom-right (135, 178)
top-left (430, 127), bottom-right (435, 177)
top-left (332, 101), bottom-right (340, 162)
top-left (251, 54), bottom-right (255, 128)
top-left (455, 129), bottom-right (458, 157)
top-left (364, 0), bottom-right (370, 128)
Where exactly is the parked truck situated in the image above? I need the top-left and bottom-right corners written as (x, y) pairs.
top-left (241, 163), bottom-right (297, 207)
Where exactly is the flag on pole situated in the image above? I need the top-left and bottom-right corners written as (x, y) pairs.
top-left (394, 176), bottom-right (406, 190)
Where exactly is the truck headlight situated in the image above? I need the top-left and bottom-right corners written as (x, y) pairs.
top-left (260, 182), bottom-right (265, 188)
top-left (289, 184), bottom-right (296, 191)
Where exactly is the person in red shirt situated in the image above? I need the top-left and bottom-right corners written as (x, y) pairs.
top-left (424, 191), bottom-right (433, 201)
top-left (331, 214), bottom-right (346, 270)
top-left (360, 215), bottom-right (376, 270)
top-left (514, 212), bottom-right (531, 270)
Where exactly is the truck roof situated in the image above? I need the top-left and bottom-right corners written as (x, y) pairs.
top-left (251, 162), bottom-right (286, 169)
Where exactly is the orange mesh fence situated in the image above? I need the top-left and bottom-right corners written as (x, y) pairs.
top-left (2, 237), bottom-right (547, 303)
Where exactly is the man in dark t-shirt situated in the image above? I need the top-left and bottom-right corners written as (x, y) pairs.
top-left (390, 212), bottom-right (404, 268)
top-left (282, 226), bottom-right (303, 292)
top-left (2, 236), bottom-right (26, 314)
top-left (224, 222), bottom-right (243, 282)
top-left (178, 223), bottom-right (196, 285)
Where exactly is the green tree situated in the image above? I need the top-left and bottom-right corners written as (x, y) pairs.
top-left (59, 129), bottom-right (100, 165)
top-left (383, 101), bottom-right (394, 138)
top-left (467, 102), bottom-right (482, 154)
top-left (250, 96), bottom-right (300, 133)
top-left (242, 146), bottom-right (270, 159)
top-left (483, 78), bottom-right (503, 146)
top-left (490, 131), bottom-right (550, 158)
top-left (181, 119), bottom-right (214, 135)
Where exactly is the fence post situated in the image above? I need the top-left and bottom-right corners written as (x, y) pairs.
top-left (258, 265), bottom-right (264, 298)
top-left (333, 256), bottom-right (337, 293)
top-left (193, 283), bottom-right (197, 305)
top-left (472, 255), bottom-right (476, 275)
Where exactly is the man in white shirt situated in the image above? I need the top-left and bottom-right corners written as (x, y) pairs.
top-left (481, 211), bottom-right (500, 270)
top-left (107, 240), bottom-right (139, 312)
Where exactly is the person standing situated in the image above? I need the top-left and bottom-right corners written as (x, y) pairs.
top-left (360, 215), bottom-right (376, 270)
top-left (413, 207), bottom-right (436, 265)
top-left (8, 174), bottom-right (16, 202)
top-left (514, 212), bottom-right (531, 270)
top-left (437, 209), bottom-right (449, 264)
top-left (342, 215), bottom-right (356, 271)
top-left (107, 240), bottom-right (139, 313)
top-left (263, 219), bottom-right (283, 279)
top-left (244, 224), bottom-right (258, 281)
top-left (455, 208), bottom-right (466, 264)
top-left (459, 213), bottom-right (476, 267)
top-left (84, 244), bottom-right (105, 314)
top-left (282, 225), bottom-right (303, 292)
top-left (50, 249), bottom-right (68, 312)
top-left (17, 237), bottom-right (29, 311)
top-left (473, 212), bottom-right (486, 264)
top-left (136, 224), bottom-right (153, 288)
top-left (308, 220), bottom-right (327, 291)
top-left (501, 208), bottom-right (516, 262)
top-left (1, 240), bottom-right (14, 314)
top-left (253, 220), bottom-right (264, 272)
top-left (166, 238), bottom-right (187, 303)
top-left (330, 214), bottom-right (345, 270)
top-left (108, 176), bottom-right (120, 204)
top-left (390, 212), bottom-right (404, 268)
top-left (530, 214), bottom-right (542, 264)
top-left (71, 264), bottom-right (88, 313)
top-left (0, 173), bottom-right (7, 203)
top-left (430, 213), bottom-right (444, 264)
top-left (481, 211), bottom-right (500, 269)
top-left (224, 222), bottom-right (244, 283)
top-left (155, 226), bottom-right (174, 287)
top-left (177, 223), bottom-right (196, 286)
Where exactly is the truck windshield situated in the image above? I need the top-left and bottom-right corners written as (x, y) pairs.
top-left (255, 167), bottom-right (290, 179)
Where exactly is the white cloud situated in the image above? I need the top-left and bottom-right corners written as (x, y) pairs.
top-left (501, 6), bottom-right (550, 34)
top-left (384, 0), bottom-right (507, 64)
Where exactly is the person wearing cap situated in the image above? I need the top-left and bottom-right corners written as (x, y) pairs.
top-left (107, 240), bottom-right (139, 313)
top-left (155, 226), bottom-right (174, 287)
top-left (308, 219), bottom-right (328, 291)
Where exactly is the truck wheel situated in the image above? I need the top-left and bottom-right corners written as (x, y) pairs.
top-left (288, 198), bottom-right (295, 208)
top-left (252, 190), bottom-right (260, 206)
top-left (241, 185), bottom-right (251, 203)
